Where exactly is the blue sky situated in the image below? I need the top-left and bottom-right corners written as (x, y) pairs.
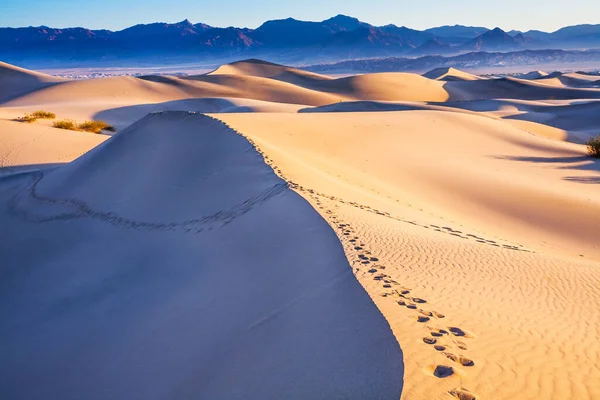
top-left (1, 0), bottom-right (598, 32)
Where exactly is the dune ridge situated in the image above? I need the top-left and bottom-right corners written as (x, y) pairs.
top-left (423, 67), bottom-right (482, 81)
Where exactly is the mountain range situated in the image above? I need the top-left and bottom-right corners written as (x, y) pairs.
top-left (1, 15), bottom-right (600, 67)
top-left (303, 49), bottom-right (600, 74)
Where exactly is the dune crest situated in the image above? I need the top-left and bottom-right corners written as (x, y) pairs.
top-left (423, 67), bottom-right (482, 81)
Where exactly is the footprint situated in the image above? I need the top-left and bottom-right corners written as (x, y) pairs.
top-left (434, 312), bottom-right (445, 318)
top-left (454, 340), bottom-right (468, 350)
top-left (423, 337), bottom-right (437, 345)
top-left (419, 310), bottom-right (433, 317)
top-left (417, 315), bottom-right (430, 323)
top-left (443, 352), bottom-right (474, 367)
top-left (412, 298), bottom-right (427, 304)
top-left (433, 365), bottom-right (454, 378)
top-left (449, 387), bottom-right (477, 400)
top-left (428, 327), bottom-right (449, 336)
top-left (434, 345), bottom-right (446, 351)
top-left (449, 327), bottom-right (474, 338)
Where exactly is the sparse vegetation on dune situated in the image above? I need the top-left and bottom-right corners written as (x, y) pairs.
top-left (586, 135), bottom-right (600, 158)
top-left (52, 119), bottom-right (115, 134)
top-left (52, 119), bottom-right (77, 130)
top-left (77, 120), bottom-right (116, 133)
top-left (16, 110), bottom-right (56, 123)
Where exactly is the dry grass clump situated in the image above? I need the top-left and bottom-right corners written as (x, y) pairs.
top-left (77, 120), bottom-right (116, 133)
top-left (16, 110), bottom-right (56, 123)
top-left (52, 119), bottom-right (77, 130)
top-left (586, 135), bottom-right (600, 158)
top-left (52, 119), bottom-right (115, 134)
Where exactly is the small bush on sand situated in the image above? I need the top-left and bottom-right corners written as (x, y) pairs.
top-left (31, 110), bottom-right (56, 119)
top-left (53, 119), bottom-right (77, 130)
top-left (77, 120), bottom-right (116, 133)
top-left (52, 119), bottom-right (115, 134)
top-left (16, 110), bottom-right (56, 123)
top-left (587, 135), bottom-right (600, 158)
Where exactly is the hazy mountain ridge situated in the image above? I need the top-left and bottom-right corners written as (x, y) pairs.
top-left (1, 15), bottom-right (599, 67)
top-left (304, 49), bottom-right (600, 73)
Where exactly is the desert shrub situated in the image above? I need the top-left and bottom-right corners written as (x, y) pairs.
top-left (77, 120), bottom-right (116, 133)
top-left (53, 119), bottom-right (77, 130)
top-left (16, 110), bottom-right (56, 123)
top-left (16, 114), bottom-right (37, 123)
top-left (52, 119), bottom-right (115, 134)
top-left (586, 135), bottom-right (600, 158)
top-left (31, 110), bottom-right (56, 119)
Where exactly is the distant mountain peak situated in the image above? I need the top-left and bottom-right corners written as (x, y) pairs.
top-left (322, 14), bottom-right (369, 31)
top-left (325, 14), bottom-right (359, 22)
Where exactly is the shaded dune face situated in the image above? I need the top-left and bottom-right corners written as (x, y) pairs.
top-left (0, 112), bottom-right (403, 400)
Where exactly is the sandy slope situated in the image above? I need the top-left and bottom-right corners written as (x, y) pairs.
top-left (0, 61), bottom-right (63, 102)
top-left (218, 111), bottom-right (600, 400)
top-left (0, 119), bottom-right (107, 175)
top-left (445, 76), bottom-right (600, 101)
top-left (534, 72), bottom-right (600, 87)
top-left (0, 112), bottom-right (403, 399)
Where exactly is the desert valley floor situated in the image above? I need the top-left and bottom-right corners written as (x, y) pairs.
top-left (0, 59), bottom-right (599, 400)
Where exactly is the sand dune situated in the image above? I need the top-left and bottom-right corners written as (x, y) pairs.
top-left (2, 59), bottom-right (600, 400)
top-left (208, 58), bottom-right (333, 83)
top-left (445, 76), bottom-right (600, 101)
top-left (518, 70), bottom-right (549, 80)
top-left (430, 98), bottom-right (600, 143)
top-left (0, 61), bottom-right (63, 102)
top-left (0, 112), bottom-right (403, 399)
top-left (535, 72), bottom-right (600, 87)
top-left (209, 60), bottom-right (449, 102)
top-left (423, 67), bottom-right (482, 81)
